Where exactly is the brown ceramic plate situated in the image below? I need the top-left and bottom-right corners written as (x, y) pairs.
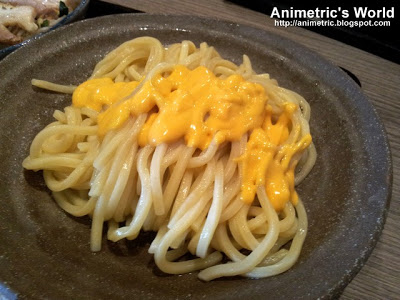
top-left (0, 14), bottom-right (392, 299)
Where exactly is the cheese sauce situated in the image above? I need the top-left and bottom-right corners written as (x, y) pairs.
top-left (72, 65), bottom-right (311, 211)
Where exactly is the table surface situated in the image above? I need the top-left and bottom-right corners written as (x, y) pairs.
top-left (95, 0), bottom-right (400, 298)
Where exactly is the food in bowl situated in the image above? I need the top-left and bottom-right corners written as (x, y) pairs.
top-left (0, 0), bottom-right (80, 45)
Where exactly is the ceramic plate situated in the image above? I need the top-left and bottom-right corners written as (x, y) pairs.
top-left (0, 14), bottom-right (392, 300)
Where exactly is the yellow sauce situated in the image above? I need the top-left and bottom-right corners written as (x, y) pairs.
top-left (72, 65), bottom-right (311, 211)
top-left (236, 104), bottom-right (312, 210)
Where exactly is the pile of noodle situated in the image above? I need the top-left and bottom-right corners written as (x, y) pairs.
top-left (23, 37), bottom-right (316, 281)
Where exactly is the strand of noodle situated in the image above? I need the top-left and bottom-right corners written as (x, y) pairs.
top-left (183, 52), bottom-right (203, 69)
top-left (153, 146), bottom-right (196, 228)
top-left (28, 125), bottom-right (97, 158)
top-left (244, 199), bottom-right (307, 278)
top-left (97, 127), bottom-right (116, 151)
top-left (247, 202), bottom-right (295, 235)
top-left (223, 138), bottom-right (243, 182)
top-left (114, 73), bottom-right (126, 82)
top-left (178, 40), bottom-right (196, 64)
top-left (170, 169), bottom-right (193, 217)
top-left (287, 89), bottom-right (311, 121)
top-left (49, 152), bottom-right (85, 159)
top-left (170, 228), bottom-right (190, 249)
top-left (22, 156), bottom-right (82, 170)
top-left (150, 143), bottom-right (168, 215)
top-left (107, 145), bottom-right (154, 241)
top-left (104, 117), bottom-right (144, 219)
top-left (214, 222), bottom-right (289, 267)
top-left (142, 201), bottom-right (157, 231)
top-left (53, 110), bottom-right (66, 123)
top-left (88, 163), bottom-right (111, 197)
top-left (187, 230), bottom-right (203, 255)
top-left (37, 119), bottom-right (83, 151)
top-left (92, 43), bottom-right (136, 73)
top-left (196, 161), bottom-right (224, 258)
top-left (275, 87), bottom-right (298, 108)
top-left (164, 140), bottom-right (184, 154)
top-left (186, 168), bottom-right (203, 193)
top-left (127, 170), bottom-right (139, 215)
top-left (53, 191), bottom-right (96, 217)
top-left (276, 134), bottom-right (309, 170)
top-left (77, 142), bottom-right (91, 153)
top-left (136, 169), bottom-right (142, 196)
top-left (208, 58), bottom-right (237, 73)
top-left (238, 55), bottom-right (253, 79)
top-left (99, 50), bottom-right (149, 79)
top-left (74, 168), bottom-right (93, 189)
top-left (165, 246), bottom-right (188, 262)
top-left (272, 97), bottom-right (309, 144)
top-left (214, 223), bottom-right (246, 262)
top-left (199, 44), bottom-right (216, 67)
top-left (31, 79), bottom-right (76, 94)
top-left (90, 194), bottom-right (106, 251)
top-left (277, 140), bottom-right (307, 177)
top-left (214, 66), bottom-right (236, 78)
top-left (92, 55), bottom-right (124, 79)
top-left (80, 107), bottom-right (99, 121)
top-left (143, 39), bottom-right (165, 74)
top-left (108, 62), bottom-right (174, 111)
top-left (41, 133), bottom-right (74, 154)
top-left (168, 158), bottom-right (216, 228)
top-left (93, 116), bottom-right (140, 169)
top-left (229, 204), bottom-right (259, 250)
top-left (125, 65), bottom-right (142, 81)
top-left (247, 75), bottom-right (277, 93)
top-left (249, 224), bottom-right (269, 236)
top-left (154, 197), bottom-right (223, 274)
top-left (53, 109), bottom-right (67, 124)
top-left (148, 224), bottom-right (168, 254)
top-left (198, 186), bottom-right (279, 281)
top-left (90, 134), bottom-right (138, 247)
top-left (190, 193), bottom-right (213, 232)
top-left (258, 249), bottom-right (288, 266)
top-left (42, 141), bottom-right (98, 191)
top-left (98, 120), bottom-right (138, 218)
top-left (187, 138), bottom-right (218, 168)
top-left (292, 107), bottom-right (310, 137)
top-left (278, 202), bottom-right (296, 232)
top-left (47, 109), bottom-right (85, 149)
top-left (219, 194), bottom-right (244, 223)
top-left (164, 44), bottom-right (181, 64)
top-left (161, 143), bottom-right (185, 169)
top-left (221, 175), bottom-right (241, 210)
top-left (283, 124), bottom-right (301, 148)
top-left (113, 156), bottom-right (138, 222)
top-left (91, 37), bottom-right (164, 78)
top-left (247, 208), bottom-right (267, 232)
top-left (269, 237), bottom-right (293, 255)
top-left (66, 107), bottom-right (85, 149)
top-left (118, 151), bottom-right (140, 216)
top-left (107, 219), bottom-right (119, 237)
top-left (295, 143), bottom-right (317, 185)
top-left (157, 143), bottom-right (186, 185)
top-left (279, 219), bottom-right (298, 238)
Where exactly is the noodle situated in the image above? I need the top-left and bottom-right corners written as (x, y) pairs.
top-left (23, 36), bottom-right (316, 281)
